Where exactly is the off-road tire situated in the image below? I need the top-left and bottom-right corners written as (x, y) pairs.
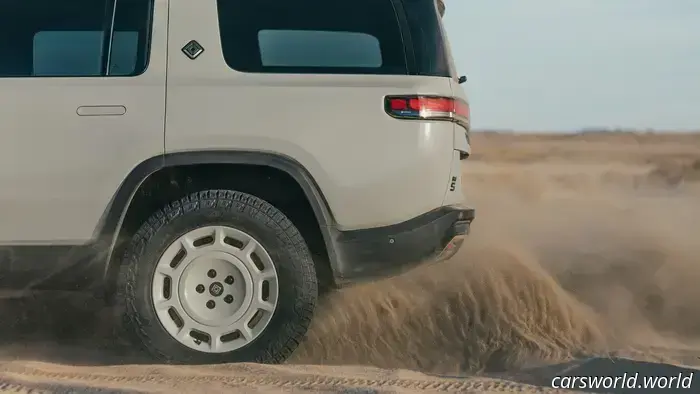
top-left (117, 190), bottom-right (317, 364)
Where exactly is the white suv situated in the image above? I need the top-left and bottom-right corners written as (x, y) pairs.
top-left (0, 0), bottom-right (473, 364)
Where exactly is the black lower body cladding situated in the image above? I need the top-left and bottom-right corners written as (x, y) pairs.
top-left (333, 206), bottom-right (475, 284)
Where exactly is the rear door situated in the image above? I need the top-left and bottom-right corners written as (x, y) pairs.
top-left (0, 0), bottom-right (166, 243)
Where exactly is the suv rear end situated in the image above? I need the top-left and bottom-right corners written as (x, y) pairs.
top-left (325, 0), bottom-right (476, 279)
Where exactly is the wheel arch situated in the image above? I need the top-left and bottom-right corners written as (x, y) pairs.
top-left (95, 150), bottom-right (340, 289)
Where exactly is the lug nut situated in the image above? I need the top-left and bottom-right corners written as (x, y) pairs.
top-left (225, 275), bottom-right (234, 285)
top-left (196, 284), bottom-right (205, 294)
top-left (224, 295), bottom-right (234, 304)
top-left (206, 300), bottom-right (215, 309)
top-left (207, 269), bottom-right (217, 278)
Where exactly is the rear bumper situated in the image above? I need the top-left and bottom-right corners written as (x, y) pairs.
top-left (332, 206), bottom-right (474, 285)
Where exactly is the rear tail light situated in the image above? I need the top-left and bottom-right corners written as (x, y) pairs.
top-left (384, 95), bottom-right (470, 130)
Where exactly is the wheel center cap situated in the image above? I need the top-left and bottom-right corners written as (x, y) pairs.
top-left (209, 282), bottom-right (224, 297)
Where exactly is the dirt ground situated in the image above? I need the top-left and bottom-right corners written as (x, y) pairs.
top-left (0, 131), bottom-right (699, 393)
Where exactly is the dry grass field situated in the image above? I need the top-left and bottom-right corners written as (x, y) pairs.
top-left (0, 131), bottom-right (698, 393)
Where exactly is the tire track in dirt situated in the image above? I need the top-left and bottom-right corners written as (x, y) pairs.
top-left (0, 379), bottom-right (139, 393)
top-left (0, 363), bottom-right (578, 393)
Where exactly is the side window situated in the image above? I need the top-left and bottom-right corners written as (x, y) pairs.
top-left (216, 0), bottom-right (408, 75)
top-left (110, 0), bottom-right (154, 76)
top-left (0, 0), bottom-right (153, 78)
top-left (258, 30), bottom-right (383, 69)
top-left (32, 31), bottom-right (105, 77)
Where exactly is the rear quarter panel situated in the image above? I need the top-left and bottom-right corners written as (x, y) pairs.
top-left (165, 1), bottom-right (457, 231)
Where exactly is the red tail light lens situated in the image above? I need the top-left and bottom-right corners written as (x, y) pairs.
top-left (384, 95), bottom-right (470, 129)
top-left (454, 99), bottom-right (470, 119)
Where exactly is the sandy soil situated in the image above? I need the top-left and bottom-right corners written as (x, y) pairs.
top-left (0, 131), bottom-right (699, 393)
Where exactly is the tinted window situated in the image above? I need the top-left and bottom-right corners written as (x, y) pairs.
top-left (33, 31), bottom-right (139, 76)
top-left (111, 0), bottom-right (153, 76)
top-left (401, 0), bottom-right (453, 78)
top-left (216, 0), bottom-right (408, 75)
top-left (0, 0), bottom-right (153, 78)
top-left (258, 30), bottom-right (382, 68)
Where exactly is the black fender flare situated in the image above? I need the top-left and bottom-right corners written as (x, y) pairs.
top-left (95, 151), bottom-right (341, 283)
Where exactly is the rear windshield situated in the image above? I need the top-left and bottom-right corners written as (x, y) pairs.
top-left (401, 0), bottom-right (455, 78)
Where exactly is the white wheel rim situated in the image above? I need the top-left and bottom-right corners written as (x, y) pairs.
top-left (151, 225), bottom-right (279, 353)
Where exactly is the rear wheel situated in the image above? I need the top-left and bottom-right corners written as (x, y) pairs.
top-left (118, 190), bottom-right (317, 364)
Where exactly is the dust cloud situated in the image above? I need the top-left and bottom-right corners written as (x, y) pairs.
top-left (291, 132), bottom-right (700, 374)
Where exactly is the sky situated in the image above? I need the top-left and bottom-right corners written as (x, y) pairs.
top-left (442, 0), bottom-right (700, 131)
